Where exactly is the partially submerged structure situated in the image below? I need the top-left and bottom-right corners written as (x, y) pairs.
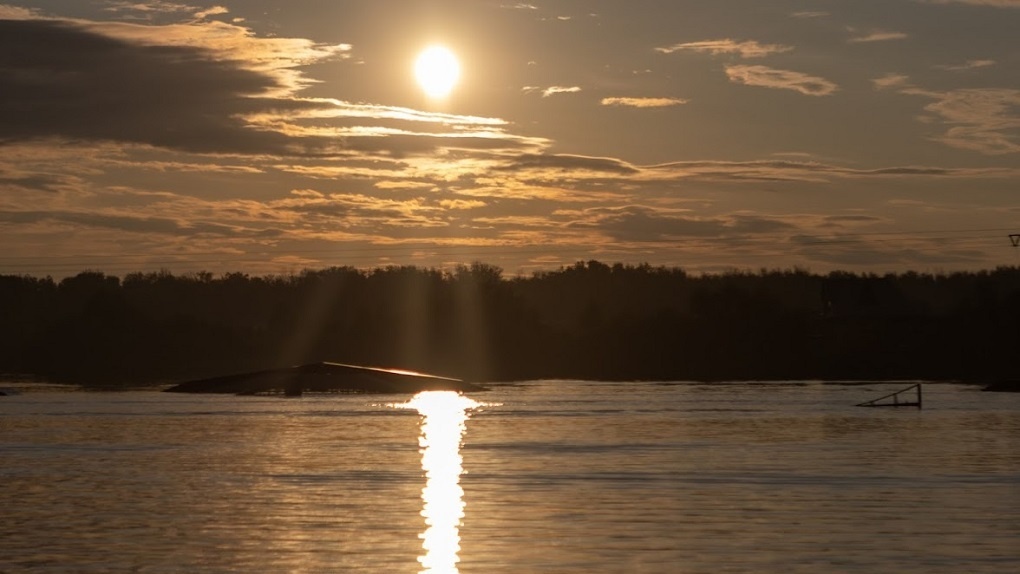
top-left (163, 362), bottom-right (484, 396)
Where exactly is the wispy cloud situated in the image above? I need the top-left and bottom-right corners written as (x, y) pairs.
top-left (848, 29), bottom-right (909, 43)
top-left (0, 4), bottom-right (38, 18)
top-left (194, 6), bottom-right (229, 20)
top-left (497, 153), bottom-right (640, 175)
top-left (656, 39), bottom-right (793, 58)
top-left (0, 208), bottom-right (276, 239)
top-left (439, 199), bottom-right (487, 210)
top-left (935, 59), bottom-right (996, 71)
top-left (872, 73), bottom-right (912, 90)
top-left (100, 2), bottom-right (231, 22)
top-left (81, 20), bottom-right (352, 95)
top-left (565, 205), bottom-right (795, 243)
top-left (601, 97), bottom-right (688, 108)
top-left (791, 11), bottom-right (830, 18)
top-left (544, 86), bottom-right (581, 97)
top-left (920, 89), bottom-right (1020, 154)
top-left (0, 173), bottom-right (82, 194)
top-left (643, 160), bottom-right (1008, 182)
top-left (523, 86), bottom-right (582, 97)
top-left (725, 65), bottom-right (839, 96)
top-left (102, 1), bottom-right (201, 16)
top-left (493, 154), bottom-right (1013, 184)
top-left (872, 74), bottom-right (1020, 155)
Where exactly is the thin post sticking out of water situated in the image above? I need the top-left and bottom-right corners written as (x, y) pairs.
top-left (855, 383), bottom-right (922, 408)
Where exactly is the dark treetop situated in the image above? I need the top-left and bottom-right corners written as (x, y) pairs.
top-left (2, 261), bottom-right (1020, 386)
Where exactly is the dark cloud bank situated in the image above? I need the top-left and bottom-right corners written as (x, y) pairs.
top-left (0, 19), bottom-right (315, 155)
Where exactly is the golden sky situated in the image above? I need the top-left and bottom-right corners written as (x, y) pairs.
top-left (1, 1), bottom-right (1018, 276)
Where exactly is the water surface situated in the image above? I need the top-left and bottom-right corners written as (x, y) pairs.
top-left (1, 381), bottom-right (1018, 573)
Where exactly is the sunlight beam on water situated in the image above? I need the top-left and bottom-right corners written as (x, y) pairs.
top-left (394, 391), bottom-right (482, 574)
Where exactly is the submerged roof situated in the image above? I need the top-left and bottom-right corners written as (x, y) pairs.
top-left (163, 362), bottom-right (484, 395)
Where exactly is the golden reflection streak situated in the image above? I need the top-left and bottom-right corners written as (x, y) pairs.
top-left (394, 391), bottom-right (481, 574)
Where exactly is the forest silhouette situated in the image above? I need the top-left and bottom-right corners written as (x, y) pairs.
top-left (2, 261), bottom-right (1019, 386)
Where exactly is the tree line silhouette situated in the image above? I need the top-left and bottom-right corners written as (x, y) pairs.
top-left (2, 261), bottom-right (1019, 385)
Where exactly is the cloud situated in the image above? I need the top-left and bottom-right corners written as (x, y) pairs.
top-left (103, 2), bottom-right (201, 16)
top-left (791, 11), bottom-right (830, 18)
top-left (0, 18), bottom-right (536, 160)
top-left (0, 19), bottom-right (329, 154)
top-left (0, 3), bottom-right (1013, 277)
top-left (848, 30), bottom-right (909, 43)
top-left (439, 199), bottom-right (487, 210)
top-left (496, 153), bottom-right (640, 175)
top-left (935, 59), bottom-right (996, 71)
top-left (600, 97), bottom-right (688, 108)
top-left (573, 206), bottom-right (795, 243)
top-left (0, 183), bottom-right (480, 253)
top-left (872, 73), bottom-right (912, 90)
top-left (920, 89), bottom-right (1020, 154)
top-left (99, 2), bottom-right (230, 21)
top-left (79, 19), bottom-right (351, 96)
top-left (649, 161), bottom-right (972, 183)
top-left (823, 215), bottom-right (886, 226)
top-left (375, 181), bottom-right (435, 191)
top-left (523, 86), bottom-right (582, 97)
top-left (656, 39), bottom-right (793, 58)
top-left (725, 65), bottom-right (839, 96)
top-left (195, 6), bottom-right (230, 20)
top-left (793, 235), bottom-right (984, 267)
top-left (278, 192), bottom-right (445, 228)
top-left (875, 77), bottom-right (1020, 155)
top-left (0, 209), bottom-right (269, 238)
top-left (0, 173), bottom-right (78, 194)
top-left (488, 152), bottom-right (1014, 185)
top-left (0, 8), bottom-right (354, 95)
top-left (0, 4), bottom-right (38, 18)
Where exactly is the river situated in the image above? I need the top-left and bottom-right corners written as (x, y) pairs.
top-left (1, 380), bottom-right (1018, 573)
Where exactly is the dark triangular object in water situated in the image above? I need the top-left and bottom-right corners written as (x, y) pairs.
top-left (163, 362), bottom-right (485, 396)
top-left (855, 383), bottom-right (922, 408)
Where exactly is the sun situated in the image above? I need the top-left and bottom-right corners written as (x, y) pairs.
top-left (414, 45), bottom-right (460, 99)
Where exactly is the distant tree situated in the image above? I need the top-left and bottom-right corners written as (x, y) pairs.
top-left (3, 262), bottom-right (1020, 384)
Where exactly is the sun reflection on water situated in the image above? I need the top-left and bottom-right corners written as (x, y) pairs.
top-left (395, 391), bottom-right (482, 574)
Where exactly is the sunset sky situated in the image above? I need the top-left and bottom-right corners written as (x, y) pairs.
top-left (2, 0), bottom-right (1018, 277)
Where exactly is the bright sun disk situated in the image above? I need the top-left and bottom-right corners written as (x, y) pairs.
top-left (415, 46), bottom-right (460, 99)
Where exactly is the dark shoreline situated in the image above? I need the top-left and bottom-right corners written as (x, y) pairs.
top-left (4, 262), bottom-right (1020, 387)
top-left (4, 375), bottom-right (1016, 395)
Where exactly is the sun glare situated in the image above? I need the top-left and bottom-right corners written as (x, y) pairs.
top-left (394, 391), bottom-right (482, 573)
top-left (414, 46), bottom-right (460, 99)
